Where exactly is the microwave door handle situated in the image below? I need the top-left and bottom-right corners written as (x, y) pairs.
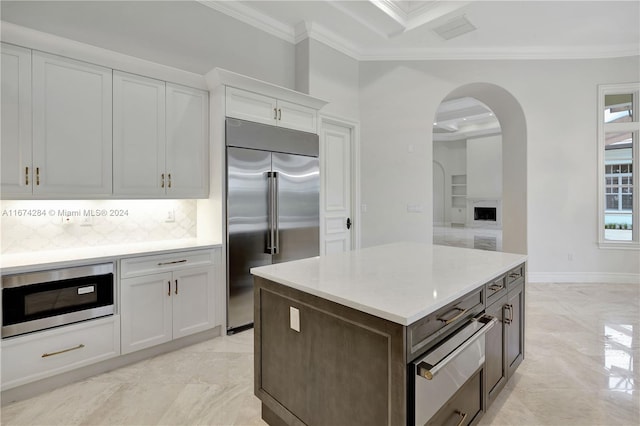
top-left (417, 316), bottom-right (497, 380)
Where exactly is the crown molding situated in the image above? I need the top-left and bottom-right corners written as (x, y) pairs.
top-left (198, 1), bottom-right (639, 61)
top-left (197, 0), bottom-right (295, 43)
top-left (295, 21), bottom-right (363, 61)
top-left (357, 44), bottom-right (640, 61)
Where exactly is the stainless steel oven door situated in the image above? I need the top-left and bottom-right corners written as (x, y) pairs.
top-left (413, 315), bottom-right (497, 426)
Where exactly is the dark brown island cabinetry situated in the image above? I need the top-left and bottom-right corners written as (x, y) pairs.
top-left (254, 262), bottom-right (526, 426)
top-left (485, 264), bottom-right (526, 408)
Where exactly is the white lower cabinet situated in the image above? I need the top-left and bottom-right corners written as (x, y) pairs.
top-left (1, 315), bottom-right (120, 390)
top-left (120, 249), bottom-right (218, 354)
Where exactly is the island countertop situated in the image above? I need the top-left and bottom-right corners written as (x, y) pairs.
top-left (251, 242), bottom-right (527, 326)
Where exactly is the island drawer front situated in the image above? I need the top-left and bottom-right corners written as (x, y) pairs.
top-left (425, 368), bottom-right (482, 426)
top-left (407, 287), bottom-right (484, 361)
top-left (120, 249), bottom-right (217, 278)
top-left (506, 264), bottom-right (525, 286)
top-left (1, 315), bottom-right (120, 390)
top-left (486, 275), bottom-right (507, 306)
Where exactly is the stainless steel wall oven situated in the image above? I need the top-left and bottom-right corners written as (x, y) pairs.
top-left (2, 263), bottom-right (115, 338)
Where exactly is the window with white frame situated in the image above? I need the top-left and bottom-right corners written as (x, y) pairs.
top-left (598, 84), bottom-right (639, 247)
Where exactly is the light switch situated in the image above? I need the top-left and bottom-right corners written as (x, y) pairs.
top-left (290, 306), bottom-right (300, 332)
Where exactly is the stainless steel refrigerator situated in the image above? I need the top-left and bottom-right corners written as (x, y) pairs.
top-left (226, 118), bottom-right (320, 333)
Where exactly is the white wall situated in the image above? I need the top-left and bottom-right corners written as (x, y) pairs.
top-left (295, 39), bottom-right (359, 121)
top-left (466, 135), bottom-right (502, 199)
top-left (359, 57), bottom-right (640, 281)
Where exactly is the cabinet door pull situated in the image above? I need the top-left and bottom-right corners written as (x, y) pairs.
top-left (168, 280), bottom-right (171, 296)
top-left (509, 303), bottom-right (514, 323)
top-left (454, 410), bottom-right (468, 426)
top-left (488, 284), bottom-right (503, 291)
top-left (25, 166), bottom-right (29, 185)
top-left (161, 173), bottom-right (165, 188)
top-left (36, 167), bottom-right (40, 186)
top-left (168, 173), bottom-right (172, 189)
top-left (157, 259), bottom-right (187, 266)
top-left (273, 107), bottom-right (278, 120)
top-left (277, 108), bottom-right (282, 120)
top-left (503, 305), bottom-right (512, 324)
top-left (42, 344), bottom-right (85, 358)
top-left (437, 307), bottom-right (467, 325)
top-left (175, 279), bottom-right (178, 295)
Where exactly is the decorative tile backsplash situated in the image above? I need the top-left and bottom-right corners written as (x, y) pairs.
top-left (1, 199), bottom-right (197, 254)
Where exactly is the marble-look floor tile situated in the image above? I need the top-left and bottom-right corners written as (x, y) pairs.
top-left (1, 283), bottom-right (638, 426)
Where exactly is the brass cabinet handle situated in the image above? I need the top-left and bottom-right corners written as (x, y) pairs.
top-left (161, 173), bottom-right (165, 188)
top-left (455, 410), bottom-right (468, 426)
top-left (168, 173), bottom-right (171, 189)
top-left (168, 280), bottom-right (171, 296)
top-left (175, 279), bottom-right (178, 295)
top-left (437, 307), bottom-right (467, 325)
top-left (36, 167), bottom-right (40, 185)
top-left (42, 344), bottom-right (85, 358)
top-left (25, 166), bottom-right (29, 185)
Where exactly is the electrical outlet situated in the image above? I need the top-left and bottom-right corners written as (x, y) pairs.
top-left (165, 209), bottom-right (175, 223)
top-left (290, 307), bottom-right (300, 332)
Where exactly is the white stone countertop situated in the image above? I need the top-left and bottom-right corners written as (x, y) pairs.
top-left (1, 238), bottom-right (222, 274)
top-left (251, 242), bottom-right (527, 326)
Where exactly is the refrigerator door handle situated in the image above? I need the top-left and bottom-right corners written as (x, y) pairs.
top-left (273, 171), bottom-right (280, 254)
top-left (266, 171), bottom-right (275, 254)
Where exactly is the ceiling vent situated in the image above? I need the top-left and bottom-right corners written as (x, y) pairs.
top-left (433, 15), bottom-right (476, 40)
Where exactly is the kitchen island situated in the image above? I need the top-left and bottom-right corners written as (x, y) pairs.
top-left (251, 242), bottom-right (527, 426)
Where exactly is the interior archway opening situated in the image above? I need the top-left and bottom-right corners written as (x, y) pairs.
top-left (432, 83), bottom-right (528, 255)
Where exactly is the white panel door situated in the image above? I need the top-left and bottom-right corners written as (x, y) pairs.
top-left (225, 87), bottom-right (277, 126)
top-left (32, 51), bottom-right (112, 196)
top-left (113, 71), bottom-right (166, 196)
top-left (277, 100), bottom-right (317, 133)
top-left (166, 83), bottom-right (209, 197)
top-left (120, 272), bottom-right (173, 354)
top-left (1, 43), bottom-right (32, 196)
top-left (321, 121), bottom-right (352, 255)
top-left (172, 266), bottom-right (215, 339)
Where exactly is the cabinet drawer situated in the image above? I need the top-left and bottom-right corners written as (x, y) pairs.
top-left (426, 368), bottom-right (482, 426)
top-left (486, 275), bottom-right (507, 306)
top-left (120, 249), bottom-right (217, 278)
top-left (506, 264), bottom-right (525, 287)
top-left (407, 287), bottom-right (484, 360)
top-left (1, 316), bottom-right (120, 390)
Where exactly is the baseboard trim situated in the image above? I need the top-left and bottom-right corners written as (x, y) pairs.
top-left (528, 272), bottom-right (640, 284)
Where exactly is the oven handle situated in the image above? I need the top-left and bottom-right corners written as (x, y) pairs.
top-left (417, 316), bottom-right (497, 380)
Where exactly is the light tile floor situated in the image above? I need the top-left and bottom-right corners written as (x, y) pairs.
top-left (433, 225), bottom-right (503, 251)
top-left (2, 282), bottom-right (639, 425)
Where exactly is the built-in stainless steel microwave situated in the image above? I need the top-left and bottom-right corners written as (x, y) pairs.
top-left (2, 263), bottom-right (115, 338)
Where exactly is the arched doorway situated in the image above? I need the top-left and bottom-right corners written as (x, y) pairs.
top-left (433, 83), bottom-right (527, 255)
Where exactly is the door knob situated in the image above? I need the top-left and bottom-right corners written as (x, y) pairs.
top-left (346, 218), bottom-right (352, 230)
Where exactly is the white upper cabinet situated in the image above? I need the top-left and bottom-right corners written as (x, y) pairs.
top-left (1, 43), bottom-right (32, 196)
top-left (225, 87), bottom-right (317, 133)
top-left (113, 71), bottom-right (166, 196)
top-left (113, 74), bottom-right (208, 198)
top-left (166, 83), bottom-right (209, 198)
top-left (32, 51), bottom-right (112, 197)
